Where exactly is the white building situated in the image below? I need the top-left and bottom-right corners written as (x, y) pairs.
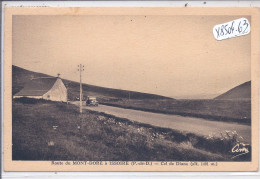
top-left (13, 77), bottom-right (67, 102)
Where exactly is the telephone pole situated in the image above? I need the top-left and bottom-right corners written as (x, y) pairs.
top-left (78, 64), bottom-right (84, 113)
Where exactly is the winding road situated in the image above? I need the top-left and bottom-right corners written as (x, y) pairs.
top-left (71, 102), bottom-right (251, 143)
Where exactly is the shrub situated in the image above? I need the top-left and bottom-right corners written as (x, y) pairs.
top-left (195, 130), bottom-right (251, 160)
top-left (13, 97), bottom-right (65, 104)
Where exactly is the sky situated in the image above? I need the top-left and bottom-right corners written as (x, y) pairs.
top-left (12, 15), bottom-right (251, 99)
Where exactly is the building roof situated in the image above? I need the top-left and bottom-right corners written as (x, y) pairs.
top-left (14, 77), bottom-right (58, 96)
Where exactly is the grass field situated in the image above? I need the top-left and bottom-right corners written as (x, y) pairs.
top-left (12, 98), bottom-right (250, 161)
top-left (12, 65), bottom-right (251, 124)
top-left (99, 98), bottom-right (251, 124)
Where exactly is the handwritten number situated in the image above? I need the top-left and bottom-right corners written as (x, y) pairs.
top-left (237, 21), bottom-right (242, 33)
top-left (238, 20), bottom-right (249, 34)
top-left (243, 20), bottom-right (249, 33)
top-left (220, 25), bottom-right (224, 36)
top-left (214, 18), bottom-right (250, 40)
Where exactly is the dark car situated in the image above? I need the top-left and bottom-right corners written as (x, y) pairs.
top-left (86, 96), bottom-right (99, 106)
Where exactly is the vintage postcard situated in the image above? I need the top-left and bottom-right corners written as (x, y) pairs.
top-left (3, 7), bottom-right (259, 171)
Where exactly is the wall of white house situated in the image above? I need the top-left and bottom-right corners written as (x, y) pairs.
top-left (42, 78), bottom-right (67, 102)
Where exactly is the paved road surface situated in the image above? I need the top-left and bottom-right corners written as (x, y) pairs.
top-left (71, 102), bottom-right (251, 143)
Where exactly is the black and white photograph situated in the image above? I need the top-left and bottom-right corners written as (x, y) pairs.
top-left (3, 7), bottom-right (259, 172)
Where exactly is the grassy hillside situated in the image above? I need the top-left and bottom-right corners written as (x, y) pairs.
top-left (215, 81), bottom-right (251, 100)
top-left (12, 65), bottom-right (251, 124)
top-left (100, 99), bottom-right (251, 124)
top-left (12, 65), bottom-right (172, 101)
top-left (13, 98), bottom-right (250, 161)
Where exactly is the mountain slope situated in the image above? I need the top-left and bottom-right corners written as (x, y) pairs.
top-left (12, 65), bottom-right (173, 101)
top-left (215, 81), bottom-right (251, 100)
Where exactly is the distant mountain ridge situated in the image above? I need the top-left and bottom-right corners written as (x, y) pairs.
top-left (12, 65), bottom-right (173, 101)
top-left (215, 81), bottom-right (251, 100)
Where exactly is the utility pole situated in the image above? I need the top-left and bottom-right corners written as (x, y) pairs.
top-left (78, 64), bottom-right (84, 113)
